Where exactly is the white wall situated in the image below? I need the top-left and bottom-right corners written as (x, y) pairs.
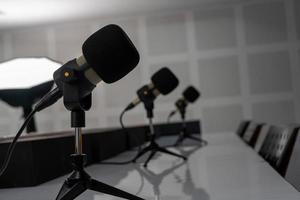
top-left (0, 0), bottom-right (299, 135)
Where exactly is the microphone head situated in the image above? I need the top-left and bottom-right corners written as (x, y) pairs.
top-left (82, 24), bottom-right (140, 83)
top-left (183, 86), bottom-right (200, 103)
top-left (151, 67), bottom-right (179, 95)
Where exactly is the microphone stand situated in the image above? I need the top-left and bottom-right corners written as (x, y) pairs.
top-left (173, 99), bottom-right (207, 146)
top-left (132, 86), bottom-right (187, 168)
top-left (55, 67), bottom-right (144, 200)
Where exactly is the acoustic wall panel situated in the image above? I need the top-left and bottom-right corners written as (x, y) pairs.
top-left (54, 23), bottom-right (91, 62)
top-left (198, 56), bottom-right (241, 98)
top-left (36, 120), bottom-right (55, 133)
top-left (247, 51), bottom-right (292, 94)
top-left (146, 13), bottom-right (187, 56)
top-left (243, 1), bottom-right (288, 45)
top-left (0, 0), bottom-right (299, 135)
top-left (0, 35), bottom-right (4, 61)
top-left (85, 114), bottom-right (102, 129)
top-left (104, 67), bottom-right (142, 108)
top-left (106, 113), bottom-right (146, 127)
top-left (202, 104), bottom-right (243, 133)
top-left (194, 8), bottom-right (237, 50)
top-left (295, 0), bottom-right (300, 40)
top-left (252, 100), bottom-right (295, 125)
top-left (154, 110), bottom-right (192, 123)
top-left (11, 28), bottom-right (48, 58)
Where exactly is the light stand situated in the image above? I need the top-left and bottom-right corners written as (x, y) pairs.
top-left (55, 62), bottom-right (144, 200)
top-left (132, 86), bottom-right (187, 168)
top-left (174, 99), bottom-right (207, 146)
top-left (23, 106), bottom-right (36, 133)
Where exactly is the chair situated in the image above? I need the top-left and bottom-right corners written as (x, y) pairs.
top-left (259, 125), bottom-right (299, 176)
top-left (284, 126), bottom-right (300, 191)
top-left (242, 122), bottom-right (265, 148)
top-left (236, 120), bottom-right (251, 138)
top-left (254, 124), bottom-right (270, 152)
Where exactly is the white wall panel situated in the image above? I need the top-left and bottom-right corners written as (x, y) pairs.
top-left (0, 0), bottom-right (299, 135)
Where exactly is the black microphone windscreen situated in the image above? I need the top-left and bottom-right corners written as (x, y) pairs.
top-left (82, 24), bottom-right (140, 83)
top-left (183, 86), bottom-right (200, 103)
top-left (151, 67), bottom-right (179, 95)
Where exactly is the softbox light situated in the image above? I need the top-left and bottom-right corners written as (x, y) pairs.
top-left (0, 57), bottom-right (61, 133)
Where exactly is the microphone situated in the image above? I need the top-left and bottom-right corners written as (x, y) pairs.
top-left (182, 86), bottom-right (200, 103)
top-left (35, 24), bottom-right (140, 112)
top-left (124, 67), bottom-right (179, 111)
top-left (168, 86), bottom-right (200, 120)
top-left (0, 24), bottom-right (141, 183)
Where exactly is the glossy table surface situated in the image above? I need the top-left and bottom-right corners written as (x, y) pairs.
top-left (0, 133), bottom-right (299, 200)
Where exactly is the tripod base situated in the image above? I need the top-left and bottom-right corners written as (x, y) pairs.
top-left (56, 154), bottom-right (144, 200)
top-left (174, 132), bottom-right (207, 147)
top-left (132, 140), bottom-right (187, 168)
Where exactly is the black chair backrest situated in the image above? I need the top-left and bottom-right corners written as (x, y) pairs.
top-left (236, 120), bottom-right (251, 137)
top-left (254, 124), bottom-right (270, 152)
top-left (259, 125), bottom-right (299, 176)
top-left (243, 122), bottom-right (264, 147)
top-left (284, 127), bottom-right (300, 191)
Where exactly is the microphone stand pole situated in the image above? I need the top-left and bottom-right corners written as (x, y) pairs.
top-left (55, 68), bottom-right (144, 200)
top-left (174, 100), bottom-right (207, 146)
top-left (131, 86), bottom-right (186, 168)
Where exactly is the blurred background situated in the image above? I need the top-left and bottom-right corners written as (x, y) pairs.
top-left (0, 0), bottom-right (299, 136)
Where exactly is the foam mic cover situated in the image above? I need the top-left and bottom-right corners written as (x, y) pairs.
top-left (82, 24), bottom-right (140, 83)
top-left (183, 86), bottom-right (200, 103)
top-left (151, 67), bottom-right (179, 95)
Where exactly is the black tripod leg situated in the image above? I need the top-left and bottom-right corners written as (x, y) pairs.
top-left (89, 179), bottom-right (145, 200)
top-left (132, 145), bottom-right (151, 163)
top-left (157, 147), bottom-right (187, 161)
top-left (56, 181), bottom-right (87, 200)
top-left (143, 150), bottom-right (156, 168)
top-left (174, 133), bottom-right (184, 146)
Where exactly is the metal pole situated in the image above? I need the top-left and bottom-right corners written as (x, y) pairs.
top-left (182, 116), bottom-right (186, 128)
top-left (149, 118), bottom-right (155, 136)
top-left (75, 127), bottom-right (83, 155)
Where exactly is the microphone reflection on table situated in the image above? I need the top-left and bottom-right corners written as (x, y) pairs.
top-left (174, 146), bottom-right (210, 200)
top-left (133, 146), bottom-right (208, 200)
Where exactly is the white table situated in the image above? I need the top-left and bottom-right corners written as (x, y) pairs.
top-left (0, 133), bottom-right (299, 200)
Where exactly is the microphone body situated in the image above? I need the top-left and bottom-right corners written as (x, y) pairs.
top-left (123, 67), bottom-right (178, 111)
top-left (183, 86), bottom-right (200, 103)
top-left (168, 98), bottom-right (188, 119)
top-left (35, 24), bottom-right (139, 112)
top-left (167, 86), bottom-right (200, 121)
top-left (54, 59), bottom-right (96, 99)
top-left (124, 83), bottom-right (160, 111)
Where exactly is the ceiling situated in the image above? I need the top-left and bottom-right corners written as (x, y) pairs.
top-left (0, 0), bottom-right (246, 29)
